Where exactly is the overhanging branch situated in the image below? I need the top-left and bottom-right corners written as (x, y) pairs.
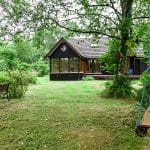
top-left (133, 16), bottom-right (150, 20)
top-left (109, 0), bottom-right (121, 22)
top-left (49, 17), bottom-right (120, 40)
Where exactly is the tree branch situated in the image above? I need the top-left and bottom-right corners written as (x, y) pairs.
top-left (77, 12), bottom-right (119, 26)
top-left (109, 0), bottom-right (121, 22)
top-left (49, 17), bottom-right (120, 40)
top-left (88, 4), bottom-right (109, 7)
top-left (133, 16), bottom-right (150, 20)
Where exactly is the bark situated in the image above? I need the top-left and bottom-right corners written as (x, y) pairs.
top-left (120, 0), bottom-right (134, 74)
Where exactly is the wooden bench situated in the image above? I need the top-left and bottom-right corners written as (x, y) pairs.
top-left (136, 107), bottom-right (150, 136)
top-left (0, 83), bottom-right (10, 101)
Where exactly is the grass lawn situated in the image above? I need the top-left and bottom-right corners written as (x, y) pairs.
top-left (0, 76), bottom-right (150, 150)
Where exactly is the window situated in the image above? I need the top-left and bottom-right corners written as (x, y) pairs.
top-left (51, 58), bottom-right (59, 72)
top-left (60, 45), bottom-right (67, 52)
top-left (61, 58), bottom-right (68, 72)
top-left (70, 57), bottom-right (78, 72)
top-left (51, 57), bottom-right (79, 73)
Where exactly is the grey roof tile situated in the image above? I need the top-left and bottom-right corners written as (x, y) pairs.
top-left (47, 37), bottom-right (144, 59)
top-left (68, 37), bottom-right (108, 58)
top-left (68, 37), bottom-right (144, 58)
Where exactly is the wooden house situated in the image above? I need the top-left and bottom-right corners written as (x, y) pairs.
top-left (47, 37), bottom-right (146, 80)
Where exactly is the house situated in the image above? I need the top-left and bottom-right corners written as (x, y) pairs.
top-left (47, 37), bottom-right (146, 80)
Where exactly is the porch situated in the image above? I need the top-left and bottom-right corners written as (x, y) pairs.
top-left (50, 72), bottom-right (141, 80)
top-left (84, 73), bottom-right (140, 80)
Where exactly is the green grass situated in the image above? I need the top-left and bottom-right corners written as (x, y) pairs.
top-left (0, 76), bottom-right (150, 150)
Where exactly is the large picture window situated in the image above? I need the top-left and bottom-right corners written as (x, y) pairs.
top-left (70, 57), bottom-right (78, 72)
top-left (61, 58), bottom-right (68, 72)
top-left (51, 57), bottom-right (79, 73)
top-left (51, 58), bottom-right (59, 72)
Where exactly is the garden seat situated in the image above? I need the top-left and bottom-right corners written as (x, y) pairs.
top-left (0, 83), bottom-right (10, 101)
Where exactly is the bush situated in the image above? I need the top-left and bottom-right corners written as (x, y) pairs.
top-left (81, 75), bottom-right (94, 81)
top-left (26, 71), bottom-right (37, 84)
top-left (8, 70), bottom-right (29, 98)
top-left (17, 62), bottom-right (32, 71)
top-left (0, 72), bottom-right (10, 84)
top-left (0, 44), bottom-right (19, 69)
top-left (137, 71), bottom-right (150, 108)
top-left (32, 59), bottom-right (49, 77)
top-left (0, 70), bottom-right (36, 98)
top-left (140, 71), bottom-right (150, 84)
top-left (0, 60), bottom-right (8, 72)
top-left (103, 74), bottom-right (133, 98)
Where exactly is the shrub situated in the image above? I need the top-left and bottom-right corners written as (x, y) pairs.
top-left (8, 70), bottom-right (29, 98)
top-left (81, 75), bottom-right (94, 81)
top-left (139, 71), bottom-right (150, 84)
top-left (32, 59), bottom-right (49, 77)
top-left (26, 71), bottom-right (37, 84)
top-left (0, 72), bottom-right (10, 84)
top-left (0, 60), bottom-right (8, 72)
top-left (137, 71), bottom-right (150, 108)
top-left (98, 39), bottom-right (120, 74)
top-left (17, 62), bottom-right (32, 71)
top-left (0, 44), bottom-right (19, 69)
top-left (103, 74), bottom-right (133, 98)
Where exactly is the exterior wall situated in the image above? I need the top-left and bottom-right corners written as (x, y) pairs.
top-left (51, 44), bottom-right (78, 58)
top-left (129, 57), bottom-right (147, 75)
top-left (50, 57), bottom-right (87, 80)
top-left (79, 59), bottom-right (88, 73)
top-left (49, 43), bottom-right (87, 80)
top-left (50, 73), bottom-right (84, 80)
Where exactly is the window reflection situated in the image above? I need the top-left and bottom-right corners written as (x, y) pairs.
top-left (70, 58), bottom-right (78, 72)
top-left (51, 58), bottom-right (59, 72)
top-left (61, 58), bottom-right (68, 72)
top-left (51, 57), bottom-right (79, 73)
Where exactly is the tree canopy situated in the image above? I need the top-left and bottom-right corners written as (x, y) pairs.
top-left (0, 0), bottom-right (150, 74)
top-left (0, 0), bottom-right (149, 38)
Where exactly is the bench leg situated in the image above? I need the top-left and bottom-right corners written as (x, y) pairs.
top-left (135, 126), bottom-right (147, 137)
top-left (7, 93), bottom-right (9, 101)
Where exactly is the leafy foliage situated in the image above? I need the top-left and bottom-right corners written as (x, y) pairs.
top-left (99, 39), bottom-right (120, 74)
top-left (103, 75), bottom-right (133, 98)
top-left (8, 70), bottom-right (29, 98)
top-left (26, 71), bottom-right (37, 84)
top-left (0, 70), bottom-right (36, 98)
top-left (0, 60), bottom-right (8, 72)
top-left (32, 59), bottom-right (49, 77)
top-left (0, 72), bottom-right (10, 84)
top-left (13, 37), bottom-right (37, 63)
top-left (137, 71), bottom-right (150, 108)
top-left (0, 44), bottom-right (19, 70)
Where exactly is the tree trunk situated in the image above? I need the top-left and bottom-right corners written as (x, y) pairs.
top-left (120, 0), bottom-right (134, 75)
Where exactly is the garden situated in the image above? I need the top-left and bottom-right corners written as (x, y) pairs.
top-left (0, 0), bottom-right (150, 149)
top-left (0, 76), bottom-right (150, 150)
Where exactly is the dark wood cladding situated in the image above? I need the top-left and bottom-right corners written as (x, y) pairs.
top-left (51, 44), bottom-right (78, 58)
top-left (48, 38), bottom-right (147, 80)
top-left (79, 59), bottom-right (88, 73)
top-left (129, 57), bottom-right (147, 75)
top-left (50, 73), bottom-right (84, 80)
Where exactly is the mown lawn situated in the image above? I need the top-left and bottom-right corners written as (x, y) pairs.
top-left (0, 76), bottom-right (150, 150)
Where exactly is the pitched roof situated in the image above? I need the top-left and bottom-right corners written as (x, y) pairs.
top-left (47, 37), bottom-right (144, 59)
top-left (68, 37), bottom-right (108, 58)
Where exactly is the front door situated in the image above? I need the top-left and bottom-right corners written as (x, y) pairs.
top-left (134, 58), bottom-right (141, 75)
